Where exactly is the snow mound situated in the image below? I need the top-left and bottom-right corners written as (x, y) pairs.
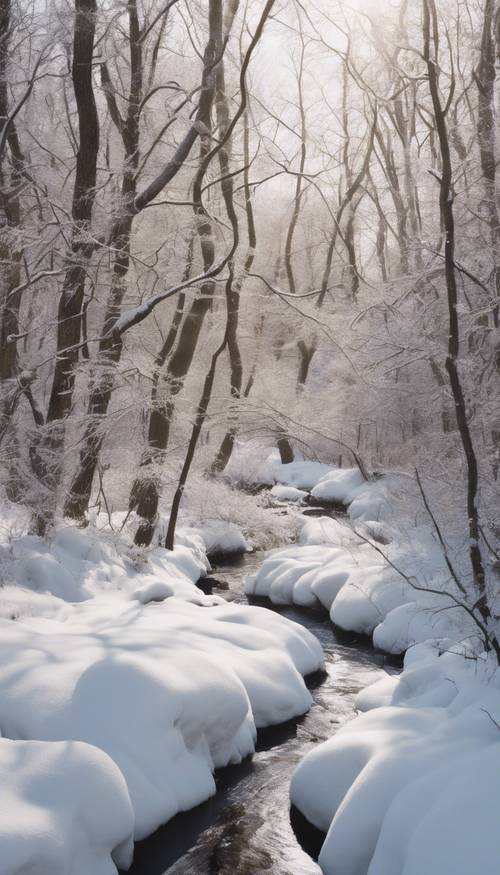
top-left (299, 516), bottom-right (363, 547)
top-left (0, 596), bottom-right (323, 842)
top-left (190, 518), bottom-right (249, 555)
top-left (270, 484), bottom-right (308, 503)
top-left (245, 515), bottom-right (415, 625)
top-left (246, 478), bottom-right (472, 656)
top-left (291, 645), bottom-right (500, 875)
top-left (246, 543), bottom-right (352, 610)
top-left (0, 736), bottom-right (134, 875)
top-left (0, 524), bottom-right (210, 621)
top-left (310, 468), bottom-right (366, 504)
top-left (224, 444), bottom-right (333, 489)
top-left (271, 459), bottom-right (334, 491)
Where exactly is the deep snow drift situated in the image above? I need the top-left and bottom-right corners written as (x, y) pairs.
top-left (0, 504), bottom-right (322, 874)
top-left (291, 643), bottom-right (500, 875)
top-left (0, 734), bottom-right (134, 875)
top-left (231, 449), bottom-right (500, 875)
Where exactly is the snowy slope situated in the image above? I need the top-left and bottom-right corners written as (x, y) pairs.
top-left (0, 735), bottom-right (134, 875)
top-left (245, 460), bottom-right (478, 655)
top-left (291, 643), bottom-right (500, 875)
top-left (0, 514), bottom-right (323, 871)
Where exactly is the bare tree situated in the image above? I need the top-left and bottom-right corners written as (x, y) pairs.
top-left (423, 0), bottom-right (500, 660)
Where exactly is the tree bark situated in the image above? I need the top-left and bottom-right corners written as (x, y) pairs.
top-left (130, 0), bottom-right (224, 546)
top-left (30, 0), bottom-right (100, 534)
top-left (423, 0), bottom-right (500, 661)
top-left (63, 0), bottom-right (143, 521)
top-left (210, 102), bottom-right (256, 474)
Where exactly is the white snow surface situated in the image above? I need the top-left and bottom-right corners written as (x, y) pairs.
top-left (0, 596), bottom-right (322, 842)
top-left (0, 511), bottom-right (323, 871)
top-left (0, 735), bottom-right (134, 875)
top-left (225, 444), bottom-right (333, 490)
top-left (245, 465), bottom-right (477, 656)
top-left (185, 518), bottom-right (250, 555)
top-left (291, 643), bottom-right (500, 875)
top-left (270, 484), bottom-right (308, 503)
top-left (310, 467), bottom-right (366, 504)
top-left (233, 452), bottom-right (500, 875)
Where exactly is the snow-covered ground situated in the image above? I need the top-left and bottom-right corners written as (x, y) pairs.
top-left (2, 446), bottom-right (499, 875)
top-left (228, 449), bottom-right (500, 875)
top-left (244, 455), bottom-right (480, 655)
top-left (291, 642), bottom-right (500, 875)
top-left (0, 499), bottom-right (322, 874)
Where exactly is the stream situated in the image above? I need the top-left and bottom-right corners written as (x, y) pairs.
top-left (125, 548), bottom-right (397, 875)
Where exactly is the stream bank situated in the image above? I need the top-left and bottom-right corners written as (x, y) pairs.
top-left (124, 549), bottom-right (396, 875)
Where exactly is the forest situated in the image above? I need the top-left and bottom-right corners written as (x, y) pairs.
top-left (1, 0), bottom-right (500, 873)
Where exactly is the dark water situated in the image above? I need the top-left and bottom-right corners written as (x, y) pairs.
top-left (124, 551), bottom-right (394, 875)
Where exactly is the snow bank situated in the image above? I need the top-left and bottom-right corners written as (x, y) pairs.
top-left (0, 522), bottom-right (211, 622)
top-left (270, 484), bottom-right (308, 503)
top-left (291, 644), bottom-right (500, 875)
top-left (246, 474), bottom-right (474, 656)
top-left (270, 459), bottom-right (334, 491)
top-left (0, 597), bottom-right (322, 840)
top-left (0, 508), bottom-right (323, 868)
top-left (310, 467), bottom-right (365, 504)
top-left (186, 518), bottom-right (250, 555)
top-left (224, 444), bottom-right (334, 490)
top-left (0, 735), bottom-right (134, 875)
top-left (225, 445), bottom-right (388, 518)
top-left (245, 514), bottom-right (413, 625)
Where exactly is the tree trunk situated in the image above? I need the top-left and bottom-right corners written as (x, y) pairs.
top-left (130, 0), bottom-right (224, 546)
top-left (64, 0), bottom-right (142, 521)
top-left (30, 0), bottom-right (99, 535)
top-left (424, 0), bottom-right (500, 661)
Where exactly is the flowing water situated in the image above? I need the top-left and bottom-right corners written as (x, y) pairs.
top-left (125, 550), bottom-right (397, 875)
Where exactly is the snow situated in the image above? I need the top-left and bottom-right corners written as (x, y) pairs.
top-left (0, 512), bottom-right (323, 869)
top-left (224, 444), bottom-right (333, 490)
top-left (310, 467), bottom-right (366, 504)
top-left (0, 735), bottom-right (134, 875)
top-left (0, 518), bottom-right (218, 623)
top-left (270, 484), bottom-right (308, 503)
top-left (245, 515), bottom-right (415, 628)
top-left (0, 596), bottom-right (322, 841)
top-left (270, 459), bottom-right (334, 491)
top-left (246, 472), bottom-right (475, 655)
top-left (2, 451), bottom-right (497, 875)
top-left (186, 518), bottom-right (250, 555)
top-left (291, 644), bottom-right (500, 875)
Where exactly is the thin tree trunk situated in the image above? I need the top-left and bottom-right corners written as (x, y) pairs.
top-left (0, 0), bottom-right (25, 498)
top-left (30, 0), bottom-right (100, 534)
top-left (165, 275), bottom-right (233, 550)
top-left (130, 0), bottom-right (224, 545)
top-left (423, 0), bottom-right (500, 661)
top-left (210, 103), bottom-right (256, 474)
top-left (476, 0), bottom-right (500, 326)
top-left (64, 0), bottom-right (142, 521)
top-left (164, 0), bottom-right (276, 548)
